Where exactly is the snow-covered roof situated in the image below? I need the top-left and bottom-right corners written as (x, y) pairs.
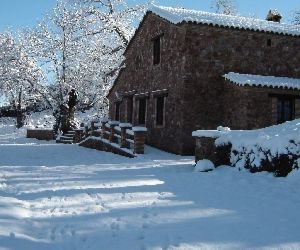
top-left (149, 5), bottom-right (300, 37)
top-left (224, 72), bottom-right (300, 90)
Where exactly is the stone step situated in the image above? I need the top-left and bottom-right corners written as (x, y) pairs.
top-left (57, 140), bottom-right (73, 144)
top-left (64, 134), bottom-right (75, 137)
top-left (60, 136), bottom-right (74, 140)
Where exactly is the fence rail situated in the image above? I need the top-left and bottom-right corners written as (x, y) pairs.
top-left (88, 120), bottom-right (147, 154)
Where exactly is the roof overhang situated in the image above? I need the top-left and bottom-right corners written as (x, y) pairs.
top-left (224, 72), bottom-right (300, 91)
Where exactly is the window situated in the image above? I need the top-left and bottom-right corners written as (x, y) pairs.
top-left (138, 98), bottom-right (147, 125)
top-left (135, 54), bottom-right (141, 70)
top-left (126, 97), bottom-right (133, 123)
top-left (156, 96), bottom-right (165, 126)
top-left (267, 38), bottom-right (272, 47)
top-left (277, 97), bottom-right (294, 124)
top-left (115, 102), bottom-right (120, 121)
top-left (153, 36), bottom-right (161, 65)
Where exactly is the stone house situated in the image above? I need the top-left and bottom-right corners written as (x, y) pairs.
top-left (107, 5), bottom-right (300, 155)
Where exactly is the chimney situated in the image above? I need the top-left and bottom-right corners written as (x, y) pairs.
top-left (266, 9), bottom-right (282, 23)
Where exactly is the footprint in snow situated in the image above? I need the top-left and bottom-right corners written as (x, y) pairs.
top-left (50, 229), bottom-right (56, 241)
top-left (137, 234), bottom-right (145, 240)
top-left (71, 230), bottom-right (76, 237)
top-left (50, 234), bottom-right (55, 241)
top-left (60, 228), bottom-right (66, 236)
top-left (110, 222), bottom-right (120, 230)
top-left (142, 223), bottom-right (149, 229)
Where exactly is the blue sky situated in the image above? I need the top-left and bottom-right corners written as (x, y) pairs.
top-left (0, 0), bottom-right (299, 32)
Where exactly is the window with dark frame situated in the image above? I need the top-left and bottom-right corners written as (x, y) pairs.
top-left (135, 54), bottom-right (141, 70)
top-left (153, 36), bottom-right (161, 65)
top-left (115, 102), bottom-right (120, 121)
top-left (156, 96), bottom-right (165, 126)
top-left (277, 97), bottom-right (294, 124)
top-left (126, 97), bottom-right (133, 123)
top-left (138, 98), bottom-right (147, 125)
top-left (267, 38), bottom-right (272, 47)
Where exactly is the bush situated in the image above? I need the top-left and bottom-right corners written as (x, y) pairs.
top-left (230, 144), bottom-right (299, 177)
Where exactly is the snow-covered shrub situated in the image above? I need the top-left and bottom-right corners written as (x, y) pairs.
top-left (215, 120), bottom-right (300, 177)
top-left (195, 159), bottom-right (215, 172)
top-left (230, 145), bottom-right (298, 177)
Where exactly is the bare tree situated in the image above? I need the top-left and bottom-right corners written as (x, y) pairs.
top-left (292, 9), bottom-right (300, 25)
top-left (22, 0), bottom-right (148, 113)
top-left (211, 0), bottom-right (237, 15)
top-left (0, 32), bottom-right (43, 127)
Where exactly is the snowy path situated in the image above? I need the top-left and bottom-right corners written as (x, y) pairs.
top-left (0, 124), bottom-right (300, 249)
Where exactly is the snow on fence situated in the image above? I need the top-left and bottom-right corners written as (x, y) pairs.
top-left (192, 124), bottom-right (300, 177)
top-left (79, 120), bottom-right (147, 157)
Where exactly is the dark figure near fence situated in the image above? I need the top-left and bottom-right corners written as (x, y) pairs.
top-left (68, 89), bottom-right (78, 111)
top-left (53, 89), bottom-right (79, 137)
top-left (53, 108), bottom-right (61, 136)
top-left (67, 89), bottom-right (78, 129)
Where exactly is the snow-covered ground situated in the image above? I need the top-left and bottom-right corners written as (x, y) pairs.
top-left (1, 119), bottom-right (300, 250)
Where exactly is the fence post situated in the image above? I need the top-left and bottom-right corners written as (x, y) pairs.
top-left (119, 123), bottom-right (132, 148)
top-left (91, 121), bottom-right (96, 131)
top-left (133, 127), bottom-right (147, 154)
top-left (101, 120), bottom-right (108, 139)
top-left (74, 129), bottom-right (84, 143)
top-left (108, 121), bottom-right (120, 143)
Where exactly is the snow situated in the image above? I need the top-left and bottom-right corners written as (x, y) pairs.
top-left (1, 117), bottom-right (300, 249)
top-left (269, 9), bottom-right (281, 17)
top-left (132, 126), bottom-right (148, 132)
top-left (214, 119), bottom-right (300, 172)
top-left (192, 126), bottom-right (232, 137)
top-left (224, 72), bottom-right (300, 90)
top-left (108, 120), bottom-right (120, 126)
top-left (119, 123), bottom-right (133, 128)
top-left (192, 130), bottom-right (228, 138)
top-left (83, 136), bottom-right (135, 156)
top-left (126, 129), bottom-right (134, 136)
top-left (99, 118), bottom-right (109, 123)
top-left (149, 5), bottom-right (300, 37)
top-left (195, 160), bottom-right (215, 172)
top-left (114, 126), bottom-right (122, 132)
top-left (193, 119), bottom-right (300, 172)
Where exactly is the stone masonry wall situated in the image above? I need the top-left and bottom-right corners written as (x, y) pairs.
top-left (108, 14), bottom-right (300, 155)
top-left (27, 129), bottom-right (54, 141)
top-left (108, 13), bottom-right (188, 154)
top-left (180, 23), bottom-right (300, 154)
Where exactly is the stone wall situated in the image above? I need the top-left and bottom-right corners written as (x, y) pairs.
top-left (180, 23), bottom-right (300, 154)
top-left (79, 137), bottom-right (135, 158)
top-left (108, 13), bottom-right (188, 154)
top-left (27, 129), bottom-right (54, 141)
top-left (108, 13), bottom-right (300, 155)
top-left (195, 136), bottom-right (231, 166)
